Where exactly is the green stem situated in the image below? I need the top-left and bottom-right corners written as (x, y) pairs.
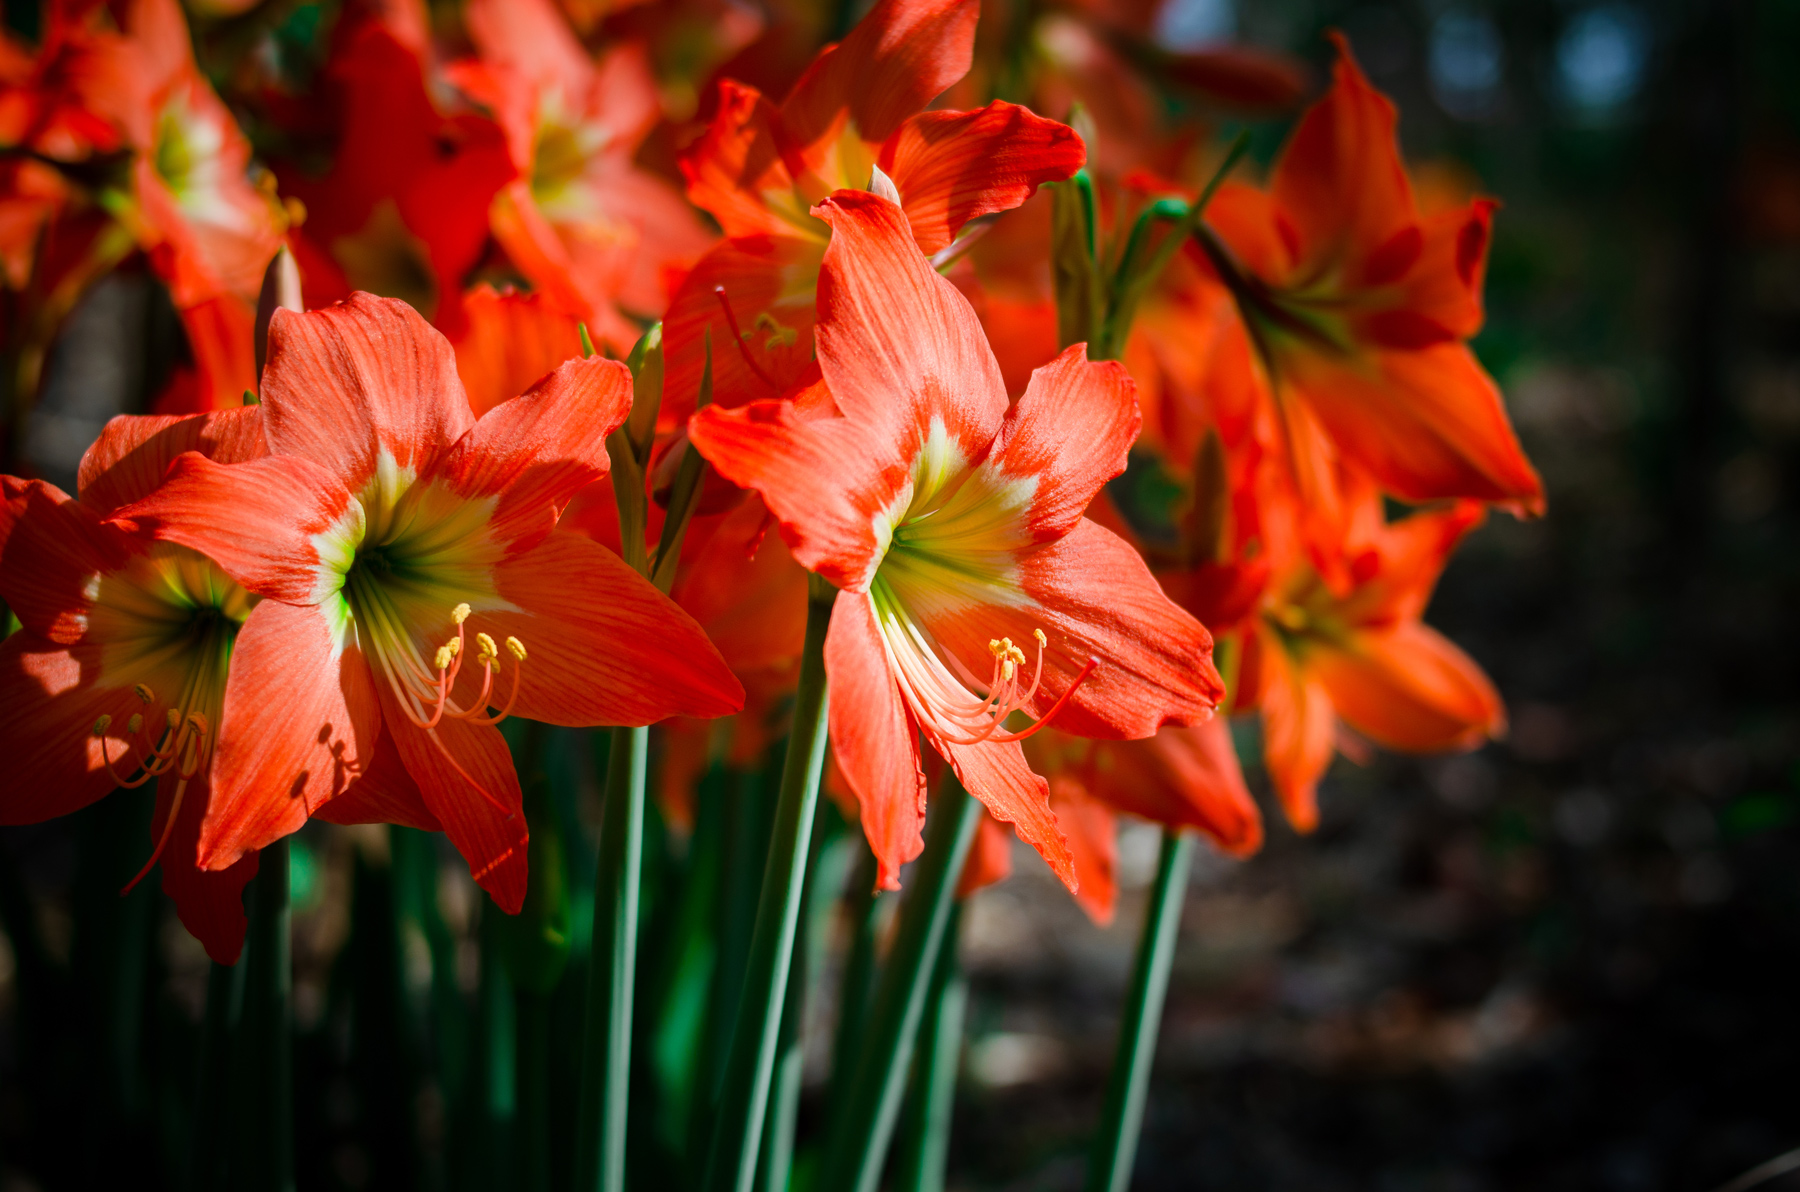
top-left (192, 959), bottom-right (243, 1192)
top-left (575, 722), bottom-right (648, 1192)
top-left (700, 585), bottom-right (835, 1192)
top-left (825, 841), bottom-right (880, 1111)
top-left (819, 778), bottom-right (982, 1192)
top-left (755, 794), bottom-right (830, 1192)
top-left (516, 991), bottom-right (553, 1192)
top-left (893, 902), bottom-right (968, 1192)
top-left (477, 907), bottom-right (517, 1187)
top-left (1084, 828), bottom-right (1195, 1192)
top-left (241, 836), bottom-right (292, 1192)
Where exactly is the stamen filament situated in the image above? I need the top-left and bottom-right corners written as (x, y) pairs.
top-left (714, 285), bottom-right (784, 393)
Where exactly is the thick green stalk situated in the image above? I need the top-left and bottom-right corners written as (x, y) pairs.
top-left (575, 722), bottom-right (647, 1192)
top-left (516, 992), bottom-right (553, 1192)
top-left (700, 583), bottom-right (835, 1192)
top-left (819, 779), bottom-right (982, 1192)
top-left (892, 902), bottom-right (968, 1192)
top-left (240, 835), bottom-right (293, 1192)
top-left (825, 841), bottom-right (881, 1113)
top-left (1084, 828), bottom-right (1195, 1192)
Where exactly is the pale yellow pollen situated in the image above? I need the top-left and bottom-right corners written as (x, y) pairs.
top-left (506, 637), bottom-right (527, 661)
top-left (1002, 658), bottom-right (1016, 682)
top-left (435, 644), bottom-right (456, 672)
top-left (452, 603), bottom-right (472, 625)
top-left (126, 713), bottom-right (142, 735)
top-left (133, 684), bottom-right (154, 705)
top-left (1034, 628), bottom-right (1047, 648)
top-left (476, 633), bottom-right (499, 666)
top-left (165, 709), bottom-right (181, 732)
top-left (187, 712), bottom-right (210, 738)
top-left (93, 715), bottom-right (112, 736)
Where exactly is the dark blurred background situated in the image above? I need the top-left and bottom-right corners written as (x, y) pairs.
top-left (947, 1), bottom-right (1800, 1189)
top-left (4, 0), bottom-right (1800, 1190)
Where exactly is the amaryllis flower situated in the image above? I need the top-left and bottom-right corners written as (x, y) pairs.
top-left (112, 293), bottom-right (744, 910)
top-left (0, 407), bottom-right (266, 962)
top-left (447, 0), bottom-right (713, 345)
top-left (661, 0), bottom-right (1084, 421)
top-left (689, 191), bottom-right (1222, 889)
top-left (1199, 34), bottom-right (1542, 513)
top-left (77, 0), bottom-right (287, 410)
top-left (1239, 489), bottom-right (1505, 830)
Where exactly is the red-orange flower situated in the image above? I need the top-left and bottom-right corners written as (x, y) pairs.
top-left (1238, 486), bottom-right (1505, 831)
top-left (662, 0), bottom-right (1084, 421)
top-left (447, 0), bottom-right (713, 345)
top-left (0, 407), bottom-right (265, 962)
top-left (690, 191), bottom-right (1222, 890)
top-left (111, 294), bottom-right (743, 910)
top-left (1200, 34), bottom-right (1542, 515)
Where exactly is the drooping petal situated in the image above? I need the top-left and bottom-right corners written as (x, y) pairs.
top-left (986, 344), bottom-right (1140, 541)
top-left (1257, 642), bottom-right (1335, 832)
top-left (1048, 775), bottom-right (1117, 924)
top-left (955, 808), bottom-right (1014, 897)
top-left (825, 589), bottom-right (927, 890)
top-left (812, 190), bottom-right (1007, 460)
top-left (881, 102), bottom-right (1084, 256)
top-left (107, 451), bottom-right (362, 605)
top-left (1312, 622), bottom-right (1503, 752)
top-left (466, 530), bottom-right (744, 725)
top-left (0, 635), bottom-right (139, 823)
top-left (780, 0), bottom-right (977, 148)
top-left (928, 519), bottom-right (1221, 740)
top-left (201, 599), bottom-right (381, 870)
top-left (937, 733), bottom-right (1075, 893)
top-left (312, 728), bottom-right (442, 832)
top-left (464, 0), bottom-right (594, 102)
top-left (77, 407), bottom-right (266, 515)
top-left (438, 354), bottom-right (630, 555)
top-left (384, 692), bottom-right (528, 913)
top-left (1278, 339), bottom-right (1543, 509)
top-left (258, 294), bottom-right (476, 495)
top-left (155, 772), bottom-right (257, 965)
top-left (1096, 720), bottom-right (1262, 857)
top-left (0, 480), bottom-right (124, 643)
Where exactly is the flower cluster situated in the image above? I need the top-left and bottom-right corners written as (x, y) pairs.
top-left (0, 0), bottom-right (1534, 956)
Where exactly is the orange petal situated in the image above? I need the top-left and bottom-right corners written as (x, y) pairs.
top-left (937, 732), bottom-right (1074, 894)
top-left (881, 101), bottom-right (1083, 256)
top-left (1311, 622), bottom-right (1503, 753)
top-left (1258, 643), bottom-right (1334, 832)
top-left (384, 691), bottom-right (529, 913)
top-left (780, 0), bottom-right (977, 149)
top-left (826, 589), bottom-right (928, 891)
top-left (1049, 775), bottom-right (1117, 924)
top-left (78, 407), bottom-right (266, 516)
top-left (312, 729), bottom-right (442, 832)
top-left (202, 599), bottom-right (382, 869)
top-left (449, 284), bottom-right (585, 418)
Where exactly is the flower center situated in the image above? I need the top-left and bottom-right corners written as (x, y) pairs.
top-left (92, 605), bottom-right (237, 894)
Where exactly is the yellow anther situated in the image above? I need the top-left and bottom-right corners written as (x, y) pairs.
top-left (435, 644), bottom-right (455, 672)
top-left (476, 633), bottom-right (499, 663)
top-left (1033, 628), bottom-right (1047, 648)
top-left (126, 713), bottom-right (143, 735)
top-left (1272, 605), bottom-right (1309, 633)
top-left (989, 637), bottom-right (1011, 658)
top-left (134, 684), bottom-right (154, 705)
top-left (506, 637), bottom-right (527, 661)
top-left (188, 713), bottom-right (210, 737)
top-left (1001, 658), bottom-right (1016, 682)
top-left (93, 715), bottom-right (112, 736)
top-left (166, 709), bottom-right (181, 732)
top-left (452, 602), bottom-right (472, 625)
